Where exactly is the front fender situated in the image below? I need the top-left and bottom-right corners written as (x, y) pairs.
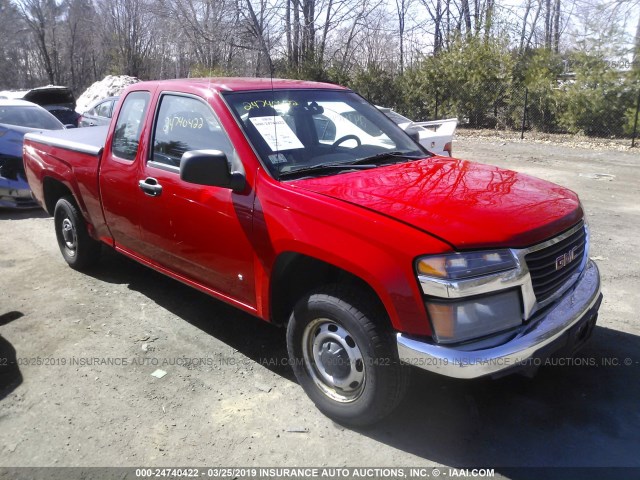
top-left (254, 174), bottom-right (452, 336)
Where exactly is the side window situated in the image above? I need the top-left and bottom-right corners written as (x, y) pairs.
top-left (107, 100), bottom-right (116, 118)
top-left (151, 94), bottom-right (234, 168)
top-left (112, 91), bottom-right (150, 161)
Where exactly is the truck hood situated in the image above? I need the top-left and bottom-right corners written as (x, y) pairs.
top-left (289, 156), bottom-right (582, 249)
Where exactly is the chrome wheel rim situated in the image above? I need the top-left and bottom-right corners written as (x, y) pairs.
top-left (61, 217), bottom-right (77, 257)
top-left (302, 318), bottom-right (366, 403)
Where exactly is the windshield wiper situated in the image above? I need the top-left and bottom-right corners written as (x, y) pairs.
top-left (277, 151), bottom-right (428, 180)
top-left (278, 162), bottom-right (377, 179)
top-left (346, 151), bottom-right (428, 166)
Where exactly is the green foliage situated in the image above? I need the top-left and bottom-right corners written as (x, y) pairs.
top-left (189, 65), bottom-right (233, 78)
top-left (510, 49), bottom-right (564, 132)
top-left (395, 41), bottom-right (638, 138)
top-left (438, 37), bottom-right (514, 127)
top-left (347, 65), bottom-right (399, 107)
top-left (623, 71), bottom-right (640, 137)
top-left (556, 52), bottom-right (635, 137)
top-left (396, 59), bottom-right (442, 121)
top-left (624, 101), bottom-right (640, 137)
top-left (395, 37), bottom-right (514, 126)
top-left (273, 58), bottom-right (352, 88)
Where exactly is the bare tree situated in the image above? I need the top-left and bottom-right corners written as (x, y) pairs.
top-left (601, 0), bottom-right (640, 63)
top-left (64, 0), bottom-right (100, 91)
top-left (17, 0), bottom-right (64, 84)
top-left (161, 0), bottom-right (237, 72)
top-left (241, 0), bottom-right (275, 74)
top-left (460, 0), bottom-right (472, 35)
top-left (633, 15), bottom-right (640, 63)
top-left (484, 0), bottom-right (494, 39)
top-left (519, 0), bottom-right (533, 51)
top-left (552, 0), bottom-right (561, 51)
top-left (395, 0), bottom-right (413, 72)
top-left (98, 0), bottom-right (155, 77)
top-left (419, 0), bottom-right (445, 53)
top-left (318, 0), bottom-right (355, 65)
top-left (0, 0), bottom-right (29, 88)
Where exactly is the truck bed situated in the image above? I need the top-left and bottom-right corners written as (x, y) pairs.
top-left (23, 125), bottom-right (110, 237)
top-left (24, 125), bottom-right (108, 156)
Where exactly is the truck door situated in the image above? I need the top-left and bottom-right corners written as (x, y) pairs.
top-left (100, 90), bottom-right (153, 253)
top-left (137, 93), bottom-right (256, 309)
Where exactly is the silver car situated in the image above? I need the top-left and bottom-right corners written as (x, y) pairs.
top-left (78, 96), bottom-right (119, 127)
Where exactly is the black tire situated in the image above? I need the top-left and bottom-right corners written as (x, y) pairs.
top-left (54, 196), bottom-right (101, 270)
top-left (286, 284), bottom-right (409, 426)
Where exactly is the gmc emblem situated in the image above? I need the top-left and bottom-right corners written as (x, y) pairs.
top-left (555, 246), bottom-right (579, 271)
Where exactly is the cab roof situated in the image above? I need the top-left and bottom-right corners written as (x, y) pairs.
top-left (131, 77), bottom-right (348, 93)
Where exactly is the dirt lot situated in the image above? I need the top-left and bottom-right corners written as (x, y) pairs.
top-left (1, 137), bottom-right (639, 475)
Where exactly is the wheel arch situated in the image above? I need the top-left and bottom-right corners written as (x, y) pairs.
top-left (269, 251), bottom-right (390, 328)
top-left (42, 176), bottom-right (74, 215)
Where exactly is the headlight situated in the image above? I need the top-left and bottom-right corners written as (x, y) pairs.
top-left (417, 250), bottom-right (522, 343)
top-left (416, 250), bottom-right (516, 280)
top-left (426, 290), bottom-right (523, 344)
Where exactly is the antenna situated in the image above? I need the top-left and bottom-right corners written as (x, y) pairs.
top-left (270, 55), bottom-right (280, 178)
top-left (207, 65), bottom-right (213, 95)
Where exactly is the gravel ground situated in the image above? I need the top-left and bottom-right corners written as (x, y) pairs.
top-left (0, 137), bottom-right (639, 476)
top-left (456, 129), bottom-right (638, 152)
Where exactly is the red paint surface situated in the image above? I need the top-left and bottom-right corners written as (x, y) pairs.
top-left (290, 156), bottom-right (582, 249)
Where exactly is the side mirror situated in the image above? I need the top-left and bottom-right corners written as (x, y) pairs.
top-left (64, 124), bottom-right (77, 129)
top-left (180, 150), bottom-right (246, 193)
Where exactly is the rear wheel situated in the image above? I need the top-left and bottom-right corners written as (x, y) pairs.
top-left (54, 196), bottom-right (101, 270)
top-left (287, 285), bottom-right (409, 426)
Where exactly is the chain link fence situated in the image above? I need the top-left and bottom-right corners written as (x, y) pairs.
top-left (400, 75), bottom-right (640, 148)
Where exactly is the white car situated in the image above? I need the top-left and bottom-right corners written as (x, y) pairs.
top-left (378, 107), bottom-right (457, 156)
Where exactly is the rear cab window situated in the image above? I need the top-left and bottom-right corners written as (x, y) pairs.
top-left (111, 91), bottom-right (151, 161)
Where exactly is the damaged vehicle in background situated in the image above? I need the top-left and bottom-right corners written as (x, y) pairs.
top-left (378, 106), bottom-right (457, 157)
top-left (0, 85), bottom-right (79, 127)
top-left (0, 99), bottom-right (65, 208)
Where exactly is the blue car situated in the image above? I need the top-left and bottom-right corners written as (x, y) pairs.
top-left (0, 99), bottom-right (65, 208)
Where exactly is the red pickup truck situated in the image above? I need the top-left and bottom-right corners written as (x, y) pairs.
top-left (23, 78), bottom-right (602, 426)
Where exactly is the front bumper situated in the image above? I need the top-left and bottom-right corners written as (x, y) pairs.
top-left (397, 259), bottom-right (601, 379)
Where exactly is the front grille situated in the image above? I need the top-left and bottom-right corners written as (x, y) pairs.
top-left (525, 222), bottom-right (586, 304)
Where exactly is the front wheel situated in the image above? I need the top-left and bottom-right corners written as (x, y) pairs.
top-left (54, 196), bottom-right (101, 270)
top-left (287, 285), bottom-right (409, 426)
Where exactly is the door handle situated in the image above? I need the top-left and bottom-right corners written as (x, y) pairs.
top-left (138, 177), bottom-right (163, 197)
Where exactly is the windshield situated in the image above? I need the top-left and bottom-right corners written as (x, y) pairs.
top-left (0, 105), bottom-right (64, 130)
top-left (223, 89), bottom-right (427, 179)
